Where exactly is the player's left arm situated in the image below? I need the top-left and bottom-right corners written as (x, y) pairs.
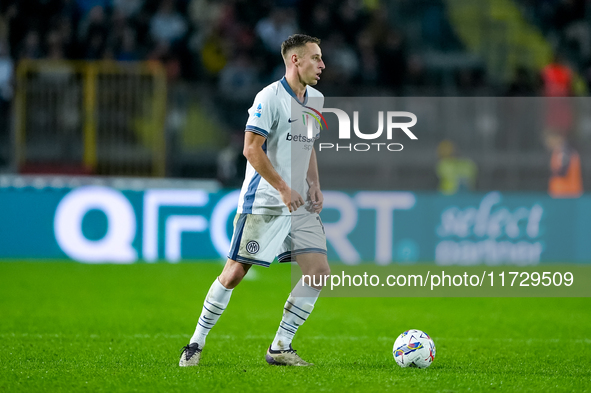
top-left (307, 147), bottom-right (323, 213)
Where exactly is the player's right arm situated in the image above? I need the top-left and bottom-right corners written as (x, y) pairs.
top-left (243, 131), bottom-right (304, 212)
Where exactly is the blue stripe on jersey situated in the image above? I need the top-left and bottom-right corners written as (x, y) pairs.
top-left (242, 141), bottom-right (266, 213)
top-left (245, 125), bottom-right (269, 137)
top-left (228, 214), bottom-right (247, 261)
top-left (283, 307), bottom-right (307, 321)
top-left (205, 300), bottom-right (225, 311)
top-left (199, 317), bottom-right (214, 326)
top-left (235, 255), bottom-right (271, 268)
top-left (293, 247), bottom-right (327, 255)
top-left (280, 324), bottom-right (297, 335)
top-left (278, 248), bottom-right (326, 263)
top-left (203, 306), bottom-right (222, 316)
top-left (277, 251), bottom-right (291, 260)
top-left (280, 76), bottom-right (308, 106)
top-left (282, 321), bottom-right (298, 330)
top-left (286, 300), bottom-right (311, 315)
top-left (242, 174), bottom-right (260, 214)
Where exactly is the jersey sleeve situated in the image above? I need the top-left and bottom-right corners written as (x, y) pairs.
top-left (245, 89), bottom-right (275, 138)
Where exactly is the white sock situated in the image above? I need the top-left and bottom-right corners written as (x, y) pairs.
top-left (190, 278), bottom-right (232, 347)
top-left (271, 278), bottom-right (321, 351)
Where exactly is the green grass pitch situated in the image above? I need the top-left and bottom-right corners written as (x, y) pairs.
top-left (1, 261), bottom-right (590, 392)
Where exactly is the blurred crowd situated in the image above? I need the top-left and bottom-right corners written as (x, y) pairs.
top-left (0, 0), bottom-right (421, 97)
top-left (3, 0), bottom-right (591, 89)
top-left (518, 0), bottom-right (591, 70)
top-left (1, 0), bottom-right (590, 104)
top-left (0, 0), bottom-right (589, 190)
top-left (3, 1), bottom-right (588, 109)
top-left (509, 0), bottom-right (591, 96)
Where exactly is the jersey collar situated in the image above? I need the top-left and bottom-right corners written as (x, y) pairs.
top-left (280, 76), bottom-right (308, 106)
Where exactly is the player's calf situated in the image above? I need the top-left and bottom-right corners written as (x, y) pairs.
top-left (180, 276), bottom-right (233, 367)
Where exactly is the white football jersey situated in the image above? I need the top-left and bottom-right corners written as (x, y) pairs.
top-left (237, 76), bottom-right (324, 215)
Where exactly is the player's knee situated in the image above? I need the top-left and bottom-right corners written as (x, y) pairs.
top-left (316, 265), bottom-right (331, 278)
top-left (219, 267), bottom-right (247, 289)
top-left (304, 266), bottom-right (330, 281)
top-left (219, 273), bottom-right (242, 289)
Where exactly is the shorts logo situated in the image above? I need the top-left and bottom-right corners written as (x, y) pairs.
top-left (246, 240), bottom-right (260, 254)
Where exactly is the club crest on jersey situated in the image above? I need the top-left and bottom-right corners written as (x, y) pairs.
top-left (246, 240), bottom-right (260, 254)
top-left (254, 103), bottom-right (262, 118)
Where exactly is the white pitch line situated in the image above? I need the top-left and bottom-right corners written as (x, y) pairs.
top-left (0, 333), bottom-right (589, 344)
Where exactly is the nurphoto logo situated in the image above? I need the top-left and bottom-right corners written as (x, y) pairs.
top-left (314, 109), bottom-right (417, 152)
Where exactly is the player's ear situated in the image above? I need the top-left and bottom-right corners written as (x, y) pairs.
top-left (291, 52), bottom-right (299, 66)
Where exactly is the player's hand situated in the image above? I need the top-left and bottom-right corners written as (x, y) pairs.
top-left (280, 187), bottom-right (305, 212)
top-left (308, 184), bottom-right (323, 213)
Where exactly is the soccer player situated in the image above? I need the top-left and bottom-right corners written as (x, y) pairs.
top-left (180, 34), bottom-right (328, 367)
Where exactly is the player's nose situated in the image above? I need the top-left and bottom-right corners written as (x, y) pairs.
top-left (319, 60), bottom-right (325, 70)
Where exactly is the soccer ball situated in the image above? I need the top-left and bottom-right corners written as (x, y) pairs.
top-left (393, 329), bottom-right (436, 368)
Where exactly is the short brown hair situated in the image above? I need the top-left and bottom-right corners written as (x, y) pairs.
top-left (281, 34), bottom-right (321, 59)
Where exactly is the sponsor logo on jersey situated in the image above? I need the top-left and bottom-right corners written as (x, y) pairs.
top-left (286, 133), bottom-right (320, 142)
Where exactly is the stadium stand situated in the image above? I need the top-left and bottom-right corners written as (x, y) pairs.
top-left (0, 0), bottom-right (589, 191)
